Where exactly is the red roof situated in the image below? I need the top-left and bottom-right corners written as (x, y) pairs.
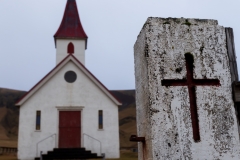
top-left (54, 0), bottom-right (88, 47)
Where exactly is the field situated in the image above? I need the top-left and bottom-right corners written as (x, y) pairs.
top-left (0, 140), bottom-right (17, 148)
top-left (0, 150), bottom-right (138, 160)
top-left (108, 150), bottom-right (138, 160)
top-left (0, 155), bottom-right (17, 160)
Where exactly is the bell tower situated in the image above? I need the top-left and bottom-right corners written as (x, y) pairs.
top-left (54, 0), bottom-right (88, 65)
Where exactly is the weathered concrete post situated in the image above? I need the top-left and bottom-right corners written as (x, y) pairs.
top-left (134, 17), bottom-right (240, 159)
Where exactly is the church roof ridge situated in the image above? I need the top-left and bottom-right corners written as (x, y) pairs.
top-left (16, 55), bottom-right (122, 106)
top-left (54, 0), bottom-right (88, 48)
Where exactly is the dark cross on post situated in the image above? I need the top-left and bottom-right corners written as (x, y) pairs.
top-left (162, 53), bottom-right (220, 142)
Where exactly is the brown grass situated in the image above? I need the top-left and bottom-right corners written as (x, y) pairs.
top-left (0, 155), bottom-right (17, 160)
top-left (0, 107), bottom-right (8, 140)
top-left (91, 150), bottom-right (138, 160)
top-left (109, 150), bottom-right (138, 160)
top-left (0, 140), bottom-right (17, 148)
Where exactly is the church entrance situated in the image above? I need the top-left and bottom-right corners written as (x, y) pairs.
top-left (59, 111), bottom-right (81, 148)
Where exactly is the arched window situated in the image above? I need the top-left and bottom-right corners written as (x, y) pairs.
top-left (67, 42), bottom-right (74, 54)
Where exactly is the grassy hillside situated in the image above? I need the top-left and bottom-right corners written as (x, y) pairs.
top-left (111, 90), bottom-right (137, 149)
top-left (0, 88), bottom-right (25, 147)
top-left (0, 88), bottom-right (137, 149)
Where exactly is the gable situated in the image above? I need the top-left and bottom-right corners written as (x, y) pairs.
top-left (16, 55), bottom-right (121, 106)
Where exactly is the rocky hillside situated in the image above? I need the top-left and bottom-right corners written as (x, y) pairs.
top-left (0, 88), bottom-right (137, 149)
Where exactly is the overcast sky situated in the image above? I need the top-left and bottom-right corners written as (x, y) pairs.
top-left (0, 0), bottom-right (240, 91)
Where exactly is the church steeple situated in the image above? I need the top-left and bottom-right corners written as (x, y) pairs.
top-left (54, 0), bottom-right (88, 65)
top-left (54, 0), bottom-right (88, 46)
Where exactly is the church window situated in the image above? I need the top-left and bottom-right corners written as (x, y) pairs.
top-left (98, 110), bottom-right (103, 129)
top-left (36, 111), bottom-right (41, 130)
top-left (68, 42), bottom-right (74, 54)
top-left (64, 71), bottom-right (77, 83)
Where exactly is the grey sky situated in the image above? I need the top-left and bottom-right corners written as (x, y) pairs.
top-left (0, 0), bottom-right (239, 91)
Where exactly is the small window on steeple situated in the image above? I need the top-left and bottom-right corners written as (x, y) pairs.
top-left (68, 42), bottom-right (74, 54)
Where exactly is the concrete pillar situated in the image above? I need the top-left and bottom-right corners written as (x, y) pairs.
top-left (134, 17), bottom-right (240, 159)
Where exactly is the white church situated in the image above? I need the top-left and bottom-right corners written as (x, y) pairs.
top-left (16, 0), bottom-right (121, 159)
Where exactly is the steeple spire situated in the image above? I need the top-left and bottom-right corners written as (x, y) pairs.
top-left (54, 0), bottom-right (88, 49)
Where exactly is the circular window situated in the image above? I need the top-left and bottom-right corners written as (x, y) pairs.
top-left (64, 71), bottom-right (77, 83)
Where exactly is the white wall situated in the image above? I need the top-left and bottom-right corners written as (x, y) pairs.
top-left (18, 61), bottom-right (119, 160)
top-left (56, 39), bottom-right (86, 65)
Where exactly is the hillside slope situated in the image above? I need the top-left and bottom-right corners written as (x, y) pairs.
top-left (0, 88), bottom-right (137, 149)
top-left (111, 90), bottom-right (137, 149)
top-left (0, 88), bottom-right (26, 138)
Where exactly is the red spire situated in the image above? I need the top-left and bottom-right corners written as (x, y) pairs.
top-left (54, 0), bottom-right (88, 48)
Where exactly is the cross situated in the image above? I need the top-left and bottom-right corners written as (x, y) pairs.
top-left (161, 53), bottom-right (220, 142)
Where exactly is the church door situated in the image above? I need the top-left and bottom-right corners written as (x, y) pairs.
top-left (59, 111), bottom-right (81, 148)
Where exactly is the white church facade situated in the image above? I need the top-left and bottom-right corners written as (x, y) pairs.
top-left (16, 0), bottom-right (121, 159)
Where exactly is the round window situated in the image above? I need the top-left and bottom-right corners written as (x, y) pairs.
top-left (64, 71), bottom-right (77, 83)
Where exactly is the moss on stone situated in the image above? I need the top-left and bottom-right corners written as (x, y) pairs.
top-left (163, 22), bottom-right (170, 24)
top-left (182, 19), bottom-right (191, 26)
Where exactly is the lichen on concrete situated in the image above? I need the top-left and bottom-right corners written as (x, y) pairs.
top-left (134, 17), bottom-right (240, 159)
